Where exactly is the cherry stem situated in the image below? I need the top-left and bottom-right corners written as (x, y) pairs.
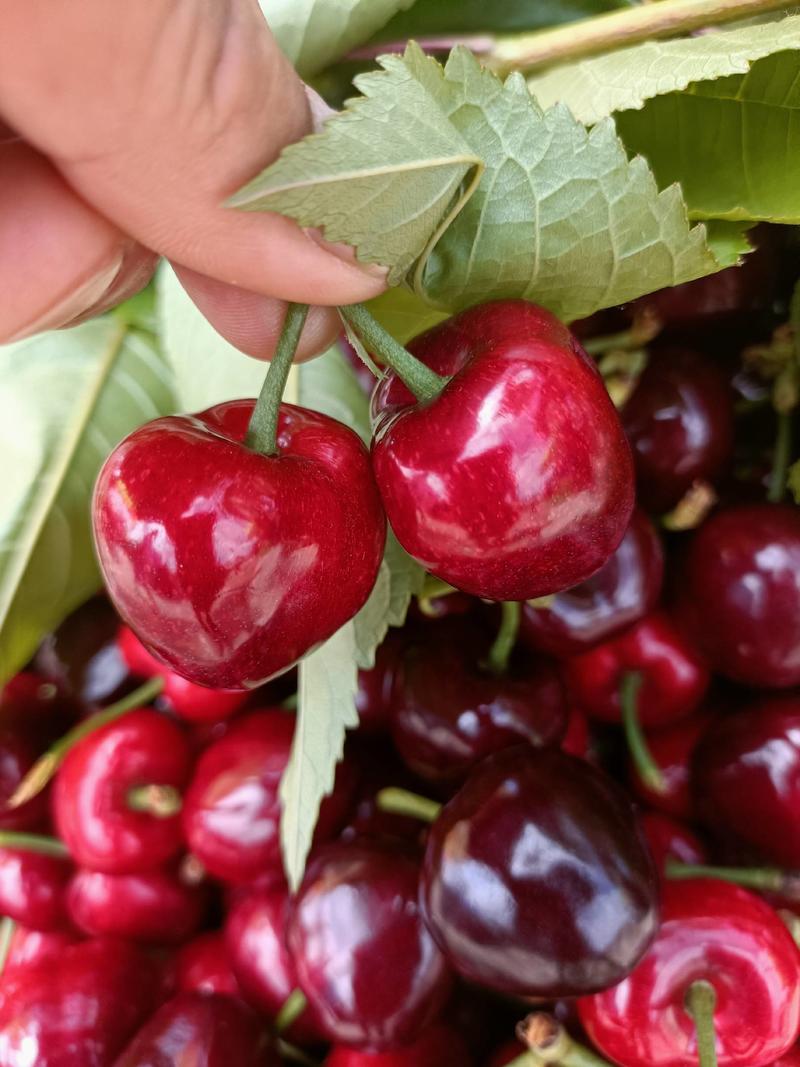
top-left (685, 980), bottom-right (719, 1067)
top-left (0, 918), bottom-right (15, 979)
top-left (767, 410), bottom-right (793, 503)
top-left (486, 601), bottom-right (522, 675)
top-left (491, 0), bottom-right (791, 74)
top-left (583, 310), bottom-right (661, 357)
top-left (339, 303), bottom-right (449, 404)
top-left (665, 859), bottom-right (800, 900)
top-left (376, 787), bottom-right (442, 823)
top-left (0, 832), bottom-right (70, 858)
top-left (127, 784), bottom-right (182, 819)
top-left (275, 989), bottom-right (308, 1034)
top-left (6, 676), bottom-right (165, 810)
top-left (245, 303), bottom-right (309, 456)
top-left (518, 1013), bottom-right (614, 1066)
top-left (620, 671), bottom-right (667, 795)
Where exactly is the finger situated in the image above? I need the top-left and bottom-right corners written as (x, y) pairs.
top-left (174, 265), bottom-right (342, 362)
top-left (0, 138), bottom-right (154, 344)
top-left (0, 0), bottom-right (386, 309)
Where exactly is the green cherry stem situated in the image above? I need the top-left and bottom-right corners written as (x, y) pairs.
top-left (767, 410), bottom-right (793, 504)
top-left (486, 601), bottom-right (522, 675)
top-left (665, 859), bottom-right (800, 900)
top-left (275, 989), bottom-right (308, 1034)
top-left (0, 918), bottom-right (15, 978)
top-left (0, 832), bottom-right (70, 858)
top-left (518, 1013), bottom-right (614, 1066)
top-left (245, 303), bottom-right (310, 456)
top-left (7, 676), bottom-right (165, 810)
top-left (376, 787), bottom-right (442, 823)
top-left (126, 784), bottom-right (183, 819)
top-left (685, 980), bottom-right (720, 1067)
top-left (339, 303), bottom-right (449, 404)
top-left (620, 671), bottom-right (667, 795)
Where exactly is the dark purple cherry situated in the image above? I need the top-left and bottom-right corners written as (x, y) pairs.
top-left (356, 630), bottom-right (407, 735)
top-left (390, 620), bottom-right (567, 783)
top-left (421, 745), bottom-right (658, 999)
top-left (289, 841), bottom-right (452, 1050)
top-left (675, 504), bottom-right (800, 688)
top-left (519, 509), bottom-right (663, 657)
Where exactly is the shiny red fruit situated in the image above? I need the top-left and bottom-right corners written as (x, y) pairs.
top-left (289, 841), bottom-right (452, 1049)
top-left (675, 504), bottom-right (800, 688)
top-left (621, 347), bottom-right (734, 513)
top-left (53, 708), bottom-right (191, 874)
top-left (225, 885), bottom-right (326, 1044)
top-left (115, 992), bottom-right (279, 1067)
top-left (175, 932), bottom-right (240, 997)
top-left (93, 400), bottom-right (386, 689)
top-left (693, 697), bottom-right (800, 867)
top-left (0, 731), bottom-right (51, 832)
top-left (639, 811), bottom-right (707, 876)
top-left (66, 866), bottom-right (207, 943)
top-left (0, 848), bottom-right (71, 931)
top-left (421, 746), bottom-right (658, 998)
top-left (390, 621), bottom-right (567, 783)
top-left (579, 879), bottom-right (800, 1067)
top-left (0, 938), bottom-right (160, 1066)
top-left (519, 509), bottom-right (663, 657)
top-left (325, 1023), bottom-right (470, 1067)
top-left (371, 301), bottom-right (634, 601)
top-left (561, 707), bottom-right (591, 760)
top-left (356, 631), bottom-right (407, 735)
top-left (629, 711), bottom-right (713, 820)
top-left (562, 611), bottom-right (709, 727)
top-left (3, 927), bottom-right (80, 975)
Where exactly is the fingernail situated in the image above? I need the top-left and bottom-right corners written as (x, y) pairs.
top-left (2, 254), bottom-right (124, 344)
top-left (304, 85), bottom-right (336, 133)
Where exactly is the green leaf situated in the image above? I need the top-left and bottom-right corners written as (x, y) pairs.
top-left (615, 47), bottom-right (800, 223)
top-left (383, 531), bottom-right (425, 627)
top-left (375, 0), bottom-right (634, 38)
top-left (789, 458), bottom-right (800, 503)
top-left (528, 14), bottom-right (800, 126)
top-left (296, 340), bottom-right (371, 441)
top-left (262, 0), bottom-right (419, 78)
top-left (227, 49), bottom-right (484, 287)
top-left (0, 320), bottom-right (174, 683)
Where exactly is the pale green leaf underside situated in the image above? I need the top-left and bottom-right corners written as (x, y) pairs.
top-left (528, 14), bottom-right (800, 126)
top-left (366, 287), bottom-right (449, 344)
top-left (0, 320), bottom-right (174, 683)
top-left (262, 0), bottom-right (418, 78)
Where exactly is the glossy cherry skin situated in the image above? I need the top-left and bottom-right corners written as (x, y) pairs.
top-left (390, 621), bottom-right (567, 783)
top-left (183, 709), bottom-right (356, 884)
top-left (561, 611), bottom-right (709, 727)
top-left (639, 811), bottom-right (707, 876)
top-left (675, 505), bottom-right (800, 688)
top-left (621, 347), bottom-right (734, 513)
top-left (561, 706), bottom-right (592, 760)
top-left (325, 1023), bottom-right (470, 1067)
top-left (94, 400), bottom-right (386, 690)
top-left (421, 745), bottom-right (658, 999)
top-left (356, 630), bottom-right (407, 735)
top-left (773, 1050), bottom-right (800, 1066)
top-left (3, 927), bottom-right (80, 975)
top-left (289, 841), bottom-right (452, 1050)
top-left (629, 711), bottom-right (713, 820)
top-left (175, 932), bottom-right (240, 997)
top-left (0, 937), bottom-right (160, 1066)
top-left (118, 626), bottom-right (249, 723)
top-left (53, 708), bottom-right (191, 874)
top-left (693, 697), bottom-right (800, 867)
top-left (371, 301), bottom-right (634, 601)
top-left (66, 866), bottom-right (207, 944)
top-left (115, 992), bottom-right (279, 1067)
top-left (0, 848), bottom-right (72, 931)
top-left (578, 879), bottom-right (800, 1067)
top-left (225, 885), bottom-right (327, 1044)
top-left (519, 509), bottom-right (663, 657)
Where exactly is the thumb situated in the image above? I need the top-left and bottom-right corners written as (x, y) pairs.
top-left (0, 0), bottom-right (385, 309)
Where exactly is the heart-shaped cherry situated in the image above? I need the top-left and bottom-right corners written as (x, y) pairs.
top-left (421, 745), bottom-right (658, 999)
top-left (93, 400), bottom-right (386, 689)
top-left (369, 301), bottom-right (634, 601)
top-left (175, 932), bottom-right (240, 998)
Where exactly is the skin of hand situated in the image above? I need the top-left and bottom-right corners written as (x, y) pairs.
top-left (0, 0), bottom-right (386, 358)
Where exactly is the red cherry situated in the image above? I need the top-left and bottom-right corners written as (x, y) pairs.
top-left (225, 885), bottom-right (326, 1044)
top-left (93, 400), bottom-right (386, 690)
top-left (519, 509), bottom-right (664, 657)
top-left (371, 301), bottom-right (634, 601)
top-left (0, 672), bottom-right (79, 749)
top-left (621, 347), bottom-right (734, 513)
top-left (639, 811), bottom-right (707, 876)
top-left (561, 707), bottom-right (591, 760)
top-left (579, 879), bottom-right (800, 1067)
top-left (390, 620), bottom-right (567, 783)
top-left (674, 504), bottom-right (800, 688)
top-left (183, 709), bottom-right (356, 884)
top-left (325, 1022), bottom-right (470, 1067)
top-left (561, 611), bottom-right (709, 727)
top-left (693, 697), bottom-right (800, 867)
top-left (421, 746), bottom-right (658, 999)
top-left (0, 847), bottom-right (72, 931)
top-left (629, 711), bottom-right (713, 819)
top-left (289, 841), bottom-right (452, 1049)
top-left (53, 708), bottom-right (191, 873)
top-left (773, 1050), bottom-right (800, 1066)
top-left (3, 926), bottom-right (80, 975)
top-left (0, 938), bottom-right (161, 1065)
top-left (175, 932), bottom-right (240, 997)
top-left (66, 866), bottom-right (207, 944)
top-left (115, 992), bottom-right (279, 1067)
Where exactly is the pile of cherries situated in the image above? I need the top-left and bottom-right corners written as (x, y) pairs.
top-left (2, 229), bottom-right (800, 1066)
